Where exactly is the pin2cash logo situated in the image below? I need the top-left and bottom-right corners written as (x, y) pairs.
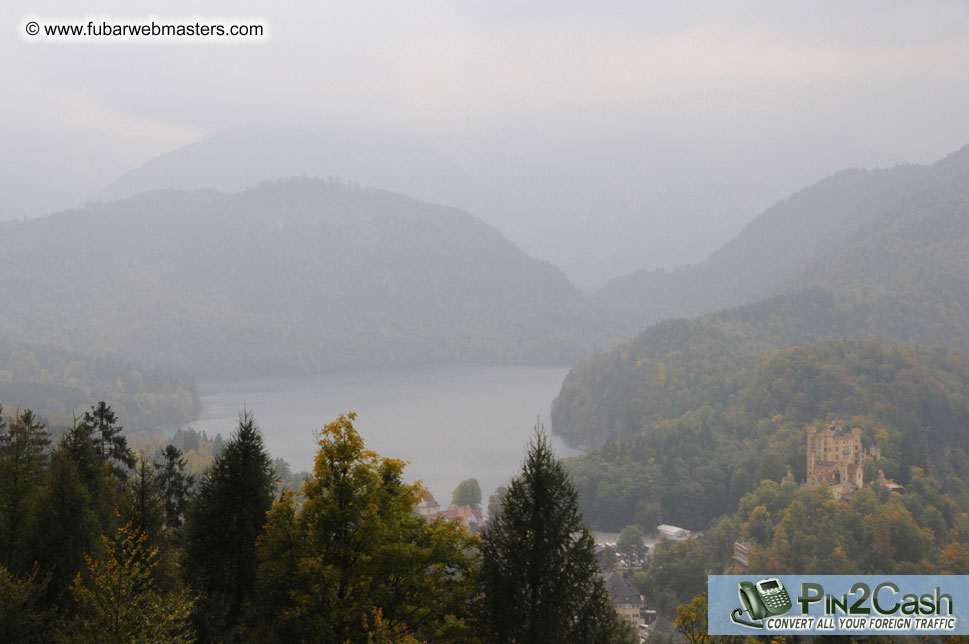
top-left (731, 577), bottom-right (793, 629)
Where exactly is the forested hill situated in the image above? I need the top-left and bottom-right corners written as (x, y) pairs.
top-left (0, 340), bottom-right (199, 432)
top-left (564, 339), bottom-right (969, 530)
top-left (0, 179), bottom-right (622, 377)
top-left (797, 144), bottom-right (969, 348)
top-left (556, 143), bottom-right (969, 447)
top-left (553, 289), bottom-right (849, 446)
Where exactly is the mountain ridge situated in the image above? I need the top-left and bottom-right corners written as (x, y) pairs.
top-left (89, 127), bottom-right (893, 289)
top-left (1, 179), bottom-right (625, 377)
top-left (593, 162), bottom-right (926, 325)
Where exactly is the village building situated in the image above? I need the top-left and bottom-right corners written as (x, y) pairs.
top-left (732, 539), bottom-right (755, 571)
top-left (417, 491), bottom-right (441, 520)
top-left (656, 524), bottom-right (691, 541)
top-left (438, 504), bottom-right (483, 532)
top-left (604, 572), bottom-right (655, 632)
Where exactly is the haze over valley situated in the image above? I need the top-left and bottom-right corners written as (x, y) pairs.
top-left (5, 3), bottom-right (969, 642)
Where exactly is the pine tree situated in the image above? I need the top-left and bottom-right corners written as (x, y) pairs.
top-left (125, 455), bottom-right (166, 545)
top-left (79, 402), bottom-right (135, 481)
top-left (479, 428), bottom-right (633, 644)
top-left (157, 445), bottom-right (194, 530)
top-left (185, 410), bottom-right (275, 642)
top-left (0, 408), bottom-right (50, 568)
top-left (125, 453), bottom-right (182, 592)
top-left (21, 447), bottom-right (103, 606)
top-left (62, 410), bottom-right (121, 535)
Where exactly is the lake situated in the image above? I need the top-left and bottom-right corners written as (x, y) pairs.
top-left (191, 365), bottom-right (580, 505)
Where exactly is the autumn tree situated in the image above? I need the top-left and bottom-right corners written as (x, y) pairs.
top-left (674, 593), bottom-right (709, 644)
top-left (63, 520), bottom-right (194, 644)
top-left (479, 428), bottom-right (632, 644)
top-left (184, 410), bottom-right (275, 643)
top-left (248, 412), bottom-right (479, 643)
top-left (674, 593), bottom-right (747, 644)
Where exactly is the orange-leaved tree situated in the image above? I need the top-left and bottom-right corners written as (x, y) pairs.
top-left (64, 518), bottom-right (194, 644)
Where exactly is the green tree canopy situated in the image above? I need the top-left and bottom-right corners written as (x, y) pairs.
top-left (156, 445), bottom-right (193, 531)
top-left (184, 410), bottom-right (275, 643)
top-left (452, 478), bottom-right (482, 512)
top-left (248, 412), bottom-right (479, 643)
top-left (632, 536), bottom-right (706, 618)
top-left (479, 429), bottom-right (632, 644)
top-left (63, 521), bottom-right (194, 644)
top-left (0, 407), bottom-right (50, 568)
top-left (617, 524), bottom-right (646, 558)
top-left (21, 446), bottom-right (104, 607)
top-left (79, 401), bottom-right (135, 481)
top-left (0, 565), bottom-right (51, 644)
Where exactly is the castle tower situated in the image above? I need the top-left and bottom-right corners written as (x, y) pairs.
top-left (806, 426), bottom-right (818, 481)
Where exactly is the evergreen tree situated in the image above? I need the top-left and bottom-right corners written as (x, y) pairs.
top-left (21, 447), bottom-right (103, 606)
top-left (185, 410), bottom-right (275, 642)
top-left (0, 564), bottom-right (52, 643)
top-left (0, 408), bottom-right (50, 568)
top-left (479, 428), bottom-right (632, 644)
top-left (125, 453), bottom-right (182, 592)
top-left (125, 455), bottom-right (166, 545)
top-left (79, 401), bottom-right (135, 481)
top-left (157, 445), bottom-right (194, 530)
top-left (61, 411), bottom-right (120, 535)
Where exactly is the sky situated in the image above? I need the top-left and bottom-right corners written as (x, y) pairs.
top-left (4, 1), bottom-right (969, 286)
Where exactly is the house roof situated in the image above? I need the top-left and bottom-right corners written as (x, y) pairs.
top-left (605, 572), bottom-right (643, 605)
top-left (439, 505), bottom-right (482, 522)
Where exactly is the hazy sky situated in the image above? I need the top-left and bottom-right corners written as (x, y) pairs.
top-left (5, 1), bottom-right (969, 283)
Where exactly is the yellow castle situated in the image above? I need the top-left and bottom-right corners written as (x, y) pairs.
top-left (805, 423), bottom-right (881, 499)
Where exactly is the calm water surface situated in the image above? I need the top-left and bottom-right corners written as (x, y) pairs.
top-left (192, 365), bottom-right (580, 503)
